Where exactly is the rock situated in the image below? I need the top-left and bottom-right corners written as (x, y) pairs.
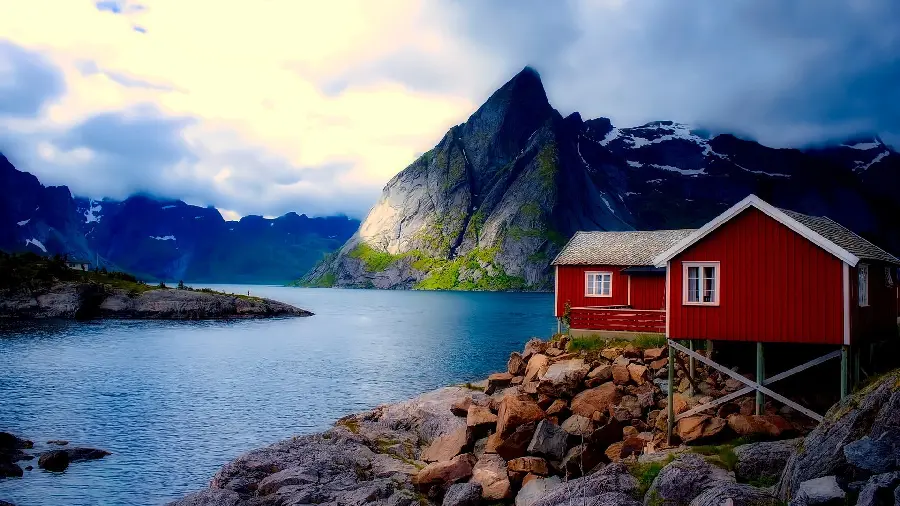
top-left (855, 472), bottom-right (900, 506)
top-left (0, 459), bottom-right (23, 478)
top-left (627, 363), bottom-right (649, 385)
top-left (644, 348), bottom-right (666, 361)
top-left (166, 489), bottom-right (244, 506)
top-left (508, 457), bottom-right (549, 476)
top-left (509, 352), bottom-right (527, 376)
top-left (497, 395), bottom-right (545, 437)
top-left (601, 348), bottom-right (623, 361)
top-left (651, 358), bottom-right (669, 370)
top-left (571, 382), bottom-right (622, 418)
top-left (523, 339), bottom-right (548, 361)
top-left (623, 344), bottom-right (641, 358)
top-left (605, 442), bottom-right (625, 463)
top-left (47, 440), bottom-right (69, 446)
top-left (589, 420), bottom-right (623, 449)
top-left (734, 439), bottom-right (800, 484)
top-left (727, 414), bottom-right (792, 438)
top-left (588, 364), bottom-right (613, 382)
top-left (38, 450), bottom-right (70, 472)
top-left (496, 422), bottom-right (538, 460)
top-left (546, 348), bottom-right (564, 357)
top-left (486, 372), bottom-right (514, 395)
top-left (546, 399), bottom-right (568, 417)
top-left (843, 435), bottom-right (897, 474)
top-left (413, 453), bottom-right (477, 489)
top-left (645, 453), bottom-right (736, 506)
top-left (532, 463), bottom-right (639, 506)
top-left (471, 454), bottom-right (512, 500)
top-left (511, 376), bottom-right (524, 386)
top-left (561, 414), bottom-right (595, 438)
top-left (451, 397), bottom-right (474, 417)
top-left (612, 363), bottom-right (632, 385)
top-left (790, 476), bottom-right (845, 506)
top-left (538, 359), bottom-right (590, 397)
top-left (623, 425), bottom-right (639, 438)
top-left (560, 443), bottom-right (604, 478)
top-left (423, 427), bottom-right (470, 462)
top-left (516, 476), bottom-right (561, 506)
top-left (690, 482), bottom-right (780, 506)
top-left (527, 420), bottom-right (569, 461)
top-left (65, 447), bottom-right (111, 462)
top-left (443, 482), bottom-right (482, 506)
top-left (525, 354), bottom-right (550, 383)
top-left (610, 395), bottom-right (642, 422)
top-left (467, 406), bottom-right (498, 432)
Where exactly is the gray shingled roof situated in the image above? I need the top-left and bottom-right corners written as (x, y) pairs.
top-left (552, 229), bottom-right (695, 266)
top-left (780, 209), bottom-right (900, 265)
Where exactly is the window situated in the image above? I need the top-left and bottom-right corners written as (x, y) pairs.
top-left (886, 267), bottom-right (894, 288)
top-left (585, 271), bottom-right (612, 297)
top-left (683, 262), bottom-right (719, 305)
top-left (858, 264), bottom-right (869, 307)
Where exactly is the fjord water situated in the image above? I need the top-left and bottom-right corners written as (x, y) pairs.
top-left (0, 287), bottom-right (555, 506)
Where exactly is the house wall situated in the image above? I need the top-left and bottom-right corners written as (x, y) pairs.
top-left (850, 262), bottom-right (899, 343)
top-left (556, 265), bottom-right (629, 316)
top-left (628, 274), bottom-right (667, 311)
top-left (668, 207), bottom-right (845, 344)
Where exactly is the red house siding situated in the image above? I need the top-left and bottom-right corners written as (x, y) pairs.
top-left (850, 262), bottom-right (899, 343)
top-left (668, 207), bottom-right (845, 344)
top-left (629, 275), bottom-right (667, 311)
top-left (556, 265), bottom-right (629, 316)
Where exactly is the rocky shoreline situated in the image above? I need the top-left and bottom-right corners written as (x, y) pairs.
top-left (0, 282), bottom-right (313, 320)
top-left (0, 432), bottom-right (110, 478)
top-left (169, 336), bottom-right (900, 506)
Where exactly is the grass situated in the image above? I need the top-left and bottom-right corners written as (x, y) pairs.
top-left (462, 382), bottom-right (485, 392)
top-left (567, 333), bottom-right (667, 353)
top-left (689, 444), bottom-right (739, 471)
top-left (349, 243), bottom-right (403, 272)
top-left (628, 454), bottom-right (674, 500)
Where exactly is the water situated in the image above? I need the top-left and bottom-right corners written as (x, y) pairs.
top-left (0, 286), bottom-right (555, 506)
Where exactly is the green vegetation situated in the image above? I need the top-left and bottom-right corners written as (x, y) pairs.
top-left (567, 333), bottom-right (667, 353)
top-left (349, 243), bottom-right (404, 272)
top-left (413, 247), bottom-right (527, 291)
top-left (536, 143), bottom-right (559, 191)
top-left (462, 382), bottom-right (486, 392)
top-left (336, 417), bottom-right (361, 434)
top-left (689, 444), bottom-right (739, 471)
top-left (628, 455), bottom-right (675, 500)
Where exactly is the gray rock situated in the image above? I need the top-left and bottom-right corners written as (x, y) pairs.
top-left (65, 447), bottom-right (111, 462)
top-left (789, 476), bottom-right (844, 506)
top-left (855, 471), bottom-right (900, 506)
top-left (689, 483), bottom-right (779, 506)
top-left (733, 438), bottom-right (801, 484)
top-left (843, 435), bottom-right (897, 474)
top-left (38, 450), bottom-right (69, 472)
top-left (538, 359), bottom-right (590, 397)
top-left (164, 489), bottom-right (243, 506)
top-left (443, 482), bottom-right (482, 506)
top-left (528, 420), bottom-right (569, 461)
top-left (532, 463), bottom-right (639, 506)
top-left (777, 370), bottom-right (900, 499)
top-left (644, 453), bottom-right (735, 506)
top-left (0, 459), bottom-right (23, 478)
top-left (516, 476), bottom-right (561, 506)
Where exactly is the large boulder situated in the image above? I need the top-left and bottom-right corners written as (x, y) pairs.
top-left (38, 450), bottom-right (70, 472)
top-left (733, 439), bottom-right (801, 484)
top-left (443, 482), bottom-right (482, 506)
top-left (413, 453), bottom-right (477, 490)
top-left (538, 359), bottom-right (590, 397)
top-left (560, 443), bottom-right (605, 478)
top-left (515, 476), bottom-right (561, 506)
top-left (855, 471), bottom-right (900, 506)
top-left (689, 482), bottom-right (779, 506)
top-left (790, 475), bottom-right (845, 506)
top-left (842, 432), bottom-right (899, 475)
top-left (471, 454), bottom-right (512, 500)
top-left (508, 457), bottom-right (550, 476)
top-left (509, 352), bottom-right (527, 376)
top-left (527, 420), bottom-right (569, 462)
top-left (727, 414), bottom-right (793, 438)
top-left (645, 453), bottom-right (736, 506)
top-left (532, 463), bottom-right (639, 506)
top-left (523, 339), bottom-right (548, 361)
top-left (571, 382), bottom-right (622, 418)
top-left (422, 427), bottom-right (470, 463)
top-left (466, 406), bottom-right (498, 434)
top-left (496, 422), bottom-right (538, 460)
top-left (560, 414), bottom-right (594, 438)
top-left (525, 354), bottom-right (550, 383)
top-left (777, 369), bottom-right (900, 500)
top-left (486, 373), bottom-right (515, 395)
top-left (497, 395), bottom-right (545, 437)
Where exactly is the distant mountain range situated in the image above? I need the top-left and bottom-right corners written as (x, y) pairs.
top-left (300, 67), bottom-right (900, 291)
top-left (0, 153), bottom-right (359, 283)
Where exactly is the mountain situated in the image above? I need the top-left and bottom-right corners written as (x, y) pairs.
top-left (1, 153), bottom-right (359, 283)
top-left (300, 67), bottom-right (900, 291)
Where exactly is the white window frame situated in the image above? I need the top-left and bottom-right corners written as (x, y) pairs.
top-left (858, 264), bottom-right (869, 307)
top-left (683, 261), bottom-right (720, 306)
top-left (585, 271), bottom-right (612, 298)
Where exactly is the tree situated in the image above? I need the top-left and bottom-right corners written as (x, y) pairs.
top-left (177, 280), bottom-right (185, 290)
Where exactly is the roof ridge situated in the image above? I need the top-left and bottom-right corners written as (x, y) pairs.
top-left (819, 215), bottom-right (900, 263)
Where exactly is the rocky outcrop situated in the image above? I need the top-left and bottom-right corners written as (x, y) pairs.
top-left (300, 67), bottom-right (900, 291)
top-left (644, 453), bottom-right (736, 505)
top-left (1, 432), bottom-right (109, 478)
top-left (0, 282), bottom-right (312, 319)
top-left (733, 438), bottom-right (801, 484)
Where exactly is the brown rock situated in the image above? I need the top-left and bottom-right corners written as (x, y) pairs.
top-left (537, 394), bottom-right (555, 410)
top-left (497, 395), bottom-right (545, 437)
top-left (537, 359), bottom-right (590, 397)
top-left (467, 405), bottom-right (498, 431)
top-left (612, 364), bottom-right (631, 385)
top-left (663, 393), bottom-right (690, 415)
top-left (486, 372), bottom-right (514, 395)
top-left (716, 402), bottom-right (740, 419)
top-left (650, 358), bottom-right (668, 370)
top-left (738, 398), bottom-right (755, 416)
top-left (560, 443), bottom-right (605, 478)
top-left (634, 384), bottom-right (655, 410)
top-left (545, 399), bottom-right (568, 416)
top-left (587, 364), bottom-right (613, 381)
top-left (496, 422), bottom-right (537, 460)
top-left (676, 415), bottom-right (710, 443)
top-left (413, 453), bottom-right (477, 488)
top-left (422, 427), bottom-right (470, 462)
top-left (571, 382), bottom-right (621, 418)
top-left (522, 381), bottom-right (540, 395)
top-left (546, 348), bottom-right (563, 357)
top-left (511, 376), bottom-right (524, 386)
top-left (760, 415), bottom-right (794, 437)
top-left (521, 473), bottom-right (540, 487)
top-left (609, 395), bottom-right (642, 422)
top-left (471, 454), bottom-right (512, 500)
top-left (588, 420), bottom-right (622, 448)
top-left (701, 416), bottom-right (727, 439)
top-left (524, 354), bottom-right (549, 383)
top-left (561, 413), bottom-right (594, 438)
top-left (523, 338), bottom-right (548, 360)
top-left (508, 352), bottom-right (527, 376)
top-left (484, 433), bottom-right (501, 454)
top-left (643, 347), bottom-right (666, 361)
top-left (507, 457), bottom-right (549, 476)
top-left (601, 347), bottom-right (623, 360)
top-left (605, 441), bottom-right (625, 462)
top-left (627, 363), bottom-right (649, 385)
top-left (623, 344), bottom-right (641, 358)
top-left (451, 397), bottom-right (473, 417)
top-left (621, 436), bottom-right (645, 459)
top-left (727, 414), bottom-right (793, 438)
top-left (622, 425), bottom-right (639, 438)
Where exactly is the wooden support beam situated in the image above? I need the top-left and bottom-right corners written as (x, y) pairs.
top-left (841, 346), bottom-right (849, 400)
top-left (756, 342), bottom-right (765, 415)
top-left (764, 350), bottom-right (842, 385)
top-left (688, 340), bottom-right (695, 397)
top-left (667, 340), bottom-right (675, 444)
top-left (676, 386), bottom-right (754, 421)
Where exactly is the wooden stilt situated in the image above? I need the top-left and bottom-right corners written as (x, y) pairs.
top-left (688, 340), bottom-right (695, 397)
top-left (841, 345), bottom-right (849, 399)
top-left (853, 346), bottom-right (860, 389)
top-left (755, 342), bottom-right (765, 415)
top-left (706, 340), bottom-right (714, 360)
top-left (667, 340), bottom-right (675, 444)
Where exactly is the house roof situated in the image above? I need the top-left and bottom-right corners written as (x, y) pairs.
top-left (552, 229), bottom-right (695, 266)
top-left (779, 209), bottom-right (900, 265)
top-left (652, 194), bottom-right (900, 267)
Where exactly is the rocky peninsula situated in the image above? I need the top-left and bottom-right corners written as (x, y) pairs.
top-left (169, 335), bottom-right (900, 506)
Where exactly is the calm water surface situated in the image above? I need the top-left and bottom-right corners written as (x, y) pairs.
top-left (0, 287), bottom-right (555, 506)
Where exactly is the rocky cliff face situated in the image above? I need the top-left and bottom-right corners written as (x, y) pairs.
top-left (302, 67), bottom-right (900, 291)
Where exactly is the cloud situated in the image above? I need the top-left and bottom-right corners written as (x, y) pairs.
top-left (0, 41), bottom-right (66, 118)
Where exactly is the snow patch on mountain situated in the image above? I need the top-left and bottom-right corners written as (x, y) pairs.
top-left (856, 151), bottom-right (889, 172)
top-left (17, 219), bottom-right (29, 226)
top-left (84, 200), bottom-right (102, 223)
top-left (150, 235), bottom-right (176, 241)
top-left (599, 128), bottom-right (619, 146)
top-left (650, 164), bottom-right (706, 176)
top-left (627, 160), bottom-right (643, 168)
top-left (25, 238), bottom-right (46, 252)
top-left (161, 205), bottom-right (177, 210)
top-left (844, 142), bottom-right (881, 150)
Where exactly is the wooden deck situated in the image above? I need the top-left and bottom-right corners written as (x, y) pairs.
top-left (569, 306), bottom-right (666, 334)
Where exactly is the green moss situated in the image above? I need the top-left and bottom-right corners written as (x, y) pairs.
top-left (336, 417), bottom-right (361, 434)
top-left (520, 202), bottom-right (542, 219)
top-left (349, 243), bottom-right (403, 272)
top-left (412, 247), bottom-right (527, 291)
top-left (462, 382), bottom-right (486, 392)
top-left (536, 143), bottom-right (559, 191)
top-left (628, 455), bottom-right (674, 500)
top-left (690, 444), bottom-right (739, 471)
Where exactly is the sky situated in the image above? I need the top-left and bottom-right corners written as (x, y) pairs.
top-left (1, 0), bottom-right (898, 220)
